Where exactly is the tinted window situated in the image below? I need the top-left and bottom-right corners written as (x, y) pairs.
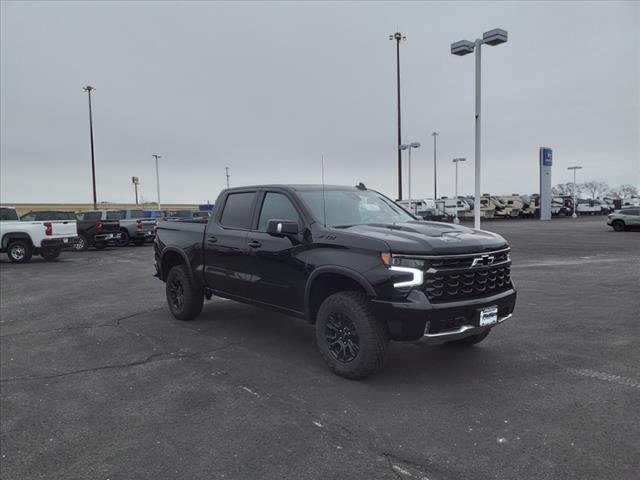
top-left (58, 212), bottom-right (76, 220)
top-left (1, 208), bottom-right (19, 221)
top-left (106, 211), bottom-right (122, 220)
top-left (21, 213), bottom-right (36, 221)
top-left (623, 209), bottom-right (639, 216)
top-left (128, 210), bottom-right (147, 218)
top-left (80, 211), bottom-right (102, 221)
top-left (258, 193), bottom-right (300, 231)
top-left (220, 192), bottom-right (255, 229)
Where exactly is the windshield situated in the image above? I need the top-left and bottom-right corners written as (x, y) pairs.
top-left (298, 189), bottom-right (414, 228)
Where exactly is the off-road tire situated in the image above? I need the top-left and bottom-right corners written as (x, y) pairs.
top-left (315, 291), bottom-right (389, 379)
top-left (7, 240), bottom-right (33, 263)
top-left (444, 328), bottom-right (491, 347)
top-left (40, 247), bottom-right (61, 261)
top-left (165, 265), bottom-right (204, 321)
top-left (612, 220), bottom-right (625, 232)
top-left (117, 230), bottom-right (130, 247)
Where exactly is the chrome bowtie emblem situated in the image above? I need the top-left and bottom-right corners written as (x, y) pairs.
top-left (471, 255), bottom-right (495, 267)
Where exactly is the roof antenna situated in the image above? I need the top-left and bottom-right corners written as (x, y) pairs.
top-left (321, 154), bottom-right (327, 227)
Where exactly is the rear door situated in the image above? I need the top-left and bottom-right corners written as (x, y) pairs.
top-left (203, 190), bottom-right (257, 297)
top-left (244, 190), bottom-right (307, 312)
top-left (623, 209), bottom-right (640, 225)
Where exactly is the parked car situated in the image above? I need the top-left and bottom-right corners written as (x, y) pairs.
top-left (0, 207), bottom-right (78, 262)
top-left (81, 209), bottom-right (155, 246)
top-left (74, 211), bottom-right (121, 251)
top-left (154, 184), bottom-right (517, 379)
top-left (607, 208), bottom-right (640, 231)
top-left (437, 197), bottom-right (472, 219)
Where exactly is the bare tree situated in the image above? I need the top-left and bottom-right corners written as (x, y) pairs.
top-left (610, 184), bottom-right (638, 199)
top-left (552, 183), bottom-right (573, 195)
top-left (581, 180), bottom-right (609, 199)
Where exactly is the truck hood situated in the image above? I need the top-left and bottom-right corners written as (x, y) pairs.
top-left (338, 221), bottom-right (507, 255)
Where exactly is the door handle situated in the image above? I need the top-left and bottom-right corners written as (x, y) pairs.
top-left (207, 236), bottom-right (218, 244)
top-left (248, 240), bottom-right (261, 248)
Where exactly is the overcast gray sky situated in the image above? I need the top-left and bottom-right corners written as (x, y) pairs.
top-left (1, 1), bottom-right (638, 204)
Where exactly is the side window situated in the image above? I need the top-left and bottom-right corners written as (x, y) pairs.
top-left (83, 211), bottom-right (102, 221)
top-left (106, 211), bottom-right (122, 220)
top-left (258, 193), bottom-right (300, 231)
top-left (219, 192), bottom-right (256, 229)
top-left (624, 209), bottom-right (638, 216)
top-left (21, 213), bottom-right (36, 221)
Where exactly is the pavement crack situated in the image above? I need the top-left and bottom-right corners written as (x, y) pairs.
top-left (1, 352), bottom-right (171, 383)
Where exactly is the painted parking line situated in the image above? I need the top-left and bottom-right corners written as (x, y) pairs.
top-left (567, 368), bottom-right (640, 389)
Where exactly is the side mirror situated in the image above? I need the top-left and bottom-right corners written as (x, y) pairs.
top-left (266, 219), bottom-right (299, 237)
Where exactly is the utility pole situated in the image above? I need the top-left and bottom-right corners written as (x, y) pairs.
top-left (83, 86), bottom-right (97, 209)
top-left (132, 176), bottom-right (139, 205)
top-left (152, 154), bottom-right (162, 210)
top-left (432, 132), bottom-right (439, 200)
top-left (389, 32), bottom-right (406, 200)
top-left (225, 166), bottom-right (230, 188)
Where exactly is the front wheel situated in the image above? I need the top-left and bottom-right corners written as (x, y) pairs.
top-left (315, 291), bottom-right (389, 380)
top-left (7, 240), bottom-right (33, 263)
top-left (165, 265), bottom-right (204, 321)
top-left (40, 247), bottom-right (61, 261)
top-left (612, 220), bottom-right (625, 232)
top-left (444, 329), bottom-right (491, 347)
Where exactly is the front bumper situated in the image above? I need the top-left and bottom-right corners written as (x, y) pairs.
top-left (371, 287), bottom-right (517, 342)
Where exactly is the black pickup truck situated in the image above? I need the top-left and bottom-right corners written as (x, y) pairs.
top-left (155, 184), bottom-right (517, 379)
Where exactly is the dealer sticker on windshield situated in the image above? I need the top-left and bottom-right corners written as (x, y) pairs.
top-left (479, 306), bottom-right (498, 327)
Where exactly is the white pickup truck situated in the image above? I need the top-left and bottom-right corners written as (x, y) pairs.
top-left (0, 207), bottom-right (78, 263)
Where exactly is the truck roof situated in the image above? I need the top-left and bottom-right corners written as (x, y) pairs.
top-left (224, 184), bottom-right (362, 192)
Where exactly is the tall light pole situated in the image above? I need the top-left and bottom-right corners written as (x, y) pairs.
top-left (152, 154), bottom-right (162, 210)
top-left (83, 85), bottom-right (97, 210)
top-left (452, 158), bottom-right (466, 224)
top-left (451, 28), bottom-right (508, 230)
top-left (225, 166), bottom-right (230, 188)
top-left (568, 166), bottom-right (582, 218)
top-left (400, 142), bottom-right (421, 206)
top-left (432, 132), bottom-right (439, 200)
top-left (389, 32), bottom-right (406, 200)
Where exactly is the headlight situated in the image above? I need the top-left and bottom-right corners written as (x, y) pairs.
top-left (381, 253), bottom-right (425, 288)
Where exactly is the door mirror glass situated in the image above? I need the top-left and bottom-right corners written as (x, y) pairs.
top-left (266, 220), bottom-right (299, 237)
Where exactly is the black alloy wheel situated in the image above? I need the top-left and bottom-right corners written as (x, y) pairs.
top-left (325, 312), bottom-right (360, 363)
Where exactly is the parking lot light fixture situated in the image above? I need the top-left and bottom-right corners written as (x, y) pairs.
top-left (390, 32), bottom-right (406, 200)
top-left (451, 28), bottom-right (508, 230)
top-left (568, 166), bottom-right (583, 218)
top-left (82, 85), bottom-right (97, 210)
top-left (452, 157), bottom-right (467, 223)
top-left (400, 142), bottom-right (421, 204)
top-left (152, 154), bottom-right (162, 210)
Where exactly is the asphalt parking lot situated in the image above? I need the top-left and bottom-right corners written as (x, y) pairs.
top-left (1, 216), bottom-right (638, 480)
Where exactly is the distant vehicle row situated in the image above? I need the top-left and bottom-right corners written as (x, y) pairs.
top-left (399, 194), bottom-right (639, 220)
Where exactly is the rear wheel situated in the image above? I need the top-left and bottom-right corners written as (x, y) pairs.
top-left (612, 220), bottom-right (625, 232)
top-left (315, 291), bottom-right (389, 379)
top-left (7, 240), bottom-right (32, 263)
top-left (117, 230), bottom-right (130, 247)
top-left (74, 233), bottom-right (89, 251)
top-left (40, 247), bottom-right (61, 261)
top-left (165, 265), bottom-right (204, 321)
top-left (444, 329), bottom-right (491, 347)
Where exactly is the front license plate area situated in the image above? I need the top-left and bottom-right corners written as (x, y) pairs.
top-left (479, 305), bottom-right (498, 327)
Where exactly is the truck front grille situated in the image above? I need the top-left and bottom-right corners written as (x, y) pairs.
top-left (395, 248), bottom-right (512, 303)
top-left (424, 263), bottom-right (511, 302)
